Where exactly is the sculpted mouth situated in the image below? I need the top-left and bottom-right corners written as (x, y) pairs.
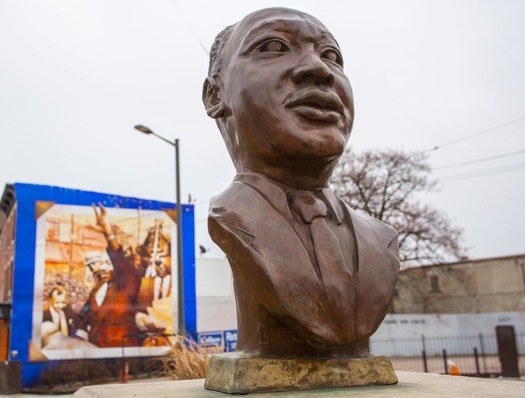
top-left (284, 90), bottom-right (344, 123)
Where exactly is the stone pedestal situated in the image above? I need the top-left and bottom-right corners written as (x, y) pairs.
top-left (204, 353), bottom-right (397, 394)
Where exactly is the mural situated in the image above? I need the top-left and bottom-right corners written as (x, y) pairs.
top-left (30, 203), bottom-right (177, 360)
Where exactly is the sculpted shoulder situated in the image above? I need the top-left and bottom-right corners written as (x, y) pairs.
top-left (208, 181), bottom-right (269, 249)
top-left (209, 181), bottom-right (260, 230)
top-left (344, 203), bottom-right (399, 257)
top-left (209, 181), bottom-right (246, 216)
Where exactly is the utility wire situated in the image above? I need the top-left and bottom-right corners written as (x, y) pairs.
top-left (434, 148), bottom-right (525, 170)
top-left (437, 161), bottom-right (525, 183)
top-left (428, 115), bottom-right (525, 152)
top-left (170, 0), bottom-right (209, 56)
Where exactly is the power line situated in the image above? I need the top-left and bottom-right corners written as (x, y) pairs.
top-left (170, 0), bottom-right (209, 56)
top-left (437, 161), bottom-right (525, 183)
top-left (434, 148), bottom-right (525, 170)
top-left (428, 115), bottom-right (525, 152)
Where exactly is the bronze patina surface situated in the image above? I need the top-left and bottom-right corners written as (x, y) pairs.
top-left (202, 7), bottom-right (400, 394)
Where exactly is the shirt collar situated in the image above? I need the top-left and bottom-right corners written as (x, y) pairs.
top-left (235, 172), bottom-right (344, 225)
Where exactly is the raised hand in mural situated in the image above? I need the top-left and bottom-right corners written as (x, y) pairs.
top-left (91, 203), bottom-right (118, 252)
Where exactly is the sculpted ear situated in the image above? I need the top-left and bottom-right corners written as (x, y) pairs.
top-left (202, 76), bottom-right (225, 119)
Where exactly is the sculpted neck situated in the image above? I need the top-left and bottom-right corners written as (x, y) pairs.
top-left (240, 161), bottom-right (337, 191)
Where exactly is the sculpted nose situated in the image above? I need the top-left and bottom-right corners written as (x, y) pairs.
top-left (290, 53), bottom-right (335, 86)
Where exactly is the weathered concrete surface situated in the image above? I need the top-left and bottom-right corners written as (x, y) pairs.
top-left (72, 371), bottom-right (523, 397)
top-left (205, 354), bottom-right (397, 394)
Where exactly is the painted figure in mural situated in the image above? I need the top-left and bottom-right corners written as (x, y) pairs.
top-left (136, 259), bottom-right (172, 309)
top-left (203, 8), bottom-right (400, 358)
top-left (137, 219), bottom-right (171, 277)
top-left (134, 218), bottom-right (173, 314)
top-left (149, 260), bottom-right (172, 300)
top-left (75, 204), bottom-right (165, 347)
top-left (41, 285), bottom-right (76, 346)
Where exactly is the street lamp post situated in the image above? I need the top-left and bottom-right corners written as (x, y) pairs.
top-left (134, 125), bottom-right (185, 334)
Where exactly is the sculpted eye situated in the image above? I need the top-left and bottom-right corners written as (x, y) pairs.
top-left (322, 48), bottom-right (343, 66)
top-left (259, 40), bottom-right (290, 53)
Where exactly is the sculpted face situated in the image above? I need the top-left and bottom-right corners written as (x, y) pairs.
top-left (204, 8), bottom-right (354, 181)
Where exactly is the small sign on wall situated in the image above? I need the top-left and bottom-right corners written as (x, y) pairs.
top-left (224, 329), bottom-right (237, 352)
top-left (198, 331), bottom-right (224, 354)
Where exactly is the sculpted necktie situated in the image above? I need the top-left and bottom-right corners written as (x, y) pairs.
top-left (288, 190), bottom-right (352, 284)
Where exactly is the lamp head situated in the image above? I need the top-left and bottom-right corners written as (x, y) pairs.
top-left (134, 124), bottom-right (153, 135)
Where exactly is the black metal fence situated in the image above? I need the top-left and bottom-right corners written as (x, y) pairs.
top-left (370, 333), bottom-right (525, 377)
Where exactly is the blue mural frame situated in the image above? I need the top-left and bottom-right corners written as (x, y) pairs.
top-left (8, 183), bottom-right (196, 386)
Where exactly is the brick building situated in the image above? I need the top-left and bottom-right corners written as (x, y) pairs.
top-left (393, 254), bottom-right (525, 314)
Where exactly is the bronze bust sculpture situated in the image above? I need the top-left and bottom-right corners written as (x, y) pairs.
top-left (202, 7), bottom-right (400, 394)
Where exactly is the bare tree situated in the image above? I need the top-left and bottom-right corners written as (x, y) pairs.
top-left (331, 148), bottom-right (466, 267)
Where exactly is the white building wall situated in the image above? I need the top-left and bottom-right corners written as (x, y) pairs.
top-left (195, 258), bottom-right (236, 332)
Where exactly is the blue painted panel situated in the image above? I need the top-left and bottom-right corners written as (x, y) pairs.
top-left (181, 204), bottom-right (197, 334)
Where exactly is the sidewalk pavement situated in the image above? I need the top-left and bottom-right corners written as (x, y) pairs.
top-left (1, 377), bottom-right (169, 398)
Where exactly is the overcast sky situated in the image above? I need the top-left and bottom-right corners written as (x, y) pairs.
top-left (1, 0), bottom-right (524, 261)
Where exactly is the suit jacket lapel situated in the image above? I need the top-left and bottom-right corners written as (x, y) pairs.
top-left (235, 173), bottom-right (293, 223)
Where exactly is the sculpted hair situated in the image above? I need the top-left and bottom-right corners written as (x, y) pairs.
top-left (208, 24), bottom-right (235, 77)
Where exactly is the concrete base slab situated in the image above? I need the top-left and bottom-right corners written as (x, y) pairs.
top-left (204, 353), bottom-right (397, 394)
top-left (72, 371), bottom-right (523, 397)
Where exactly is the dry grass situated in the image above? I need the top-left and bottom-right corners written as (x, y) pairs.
top-left (160, 335), bottom-right (210, 380)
